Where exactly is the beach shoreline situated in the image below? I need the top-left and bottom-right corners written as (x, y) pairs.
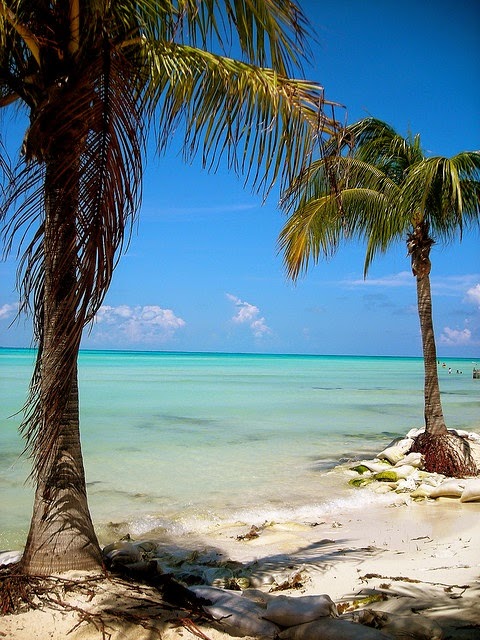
top-left (1, 493), bottom-right (479, 639)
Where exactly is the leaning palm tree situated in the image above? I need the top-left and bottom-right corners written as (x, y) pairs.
top-left (0, 0), bottom-right (340, 576)
top-left (279, 117), bottom-right (480, 477)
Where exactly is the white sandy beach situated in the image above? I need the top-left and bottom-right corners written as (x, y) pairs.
top-left (1, 494), bottom-right (479, 640)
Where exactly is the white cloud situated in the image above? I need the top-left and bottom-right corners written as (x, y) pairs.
top-left (226, 293), bottom-right (271, 338)
top-left (250, 318), bottom-right (270, 338)
top-left (0, 303), bottom-right (18, 320)
top-left (343, 272), bottom-right (480, 296)
top-left (343, 271), bottom-right (413, 288)
top-left (466, 283), bottom-right (480, 308)
top-left (431, 274), bottom-right (480, 296)
top-left (440, 326), bottom-right (472, 346)
top-left (93, 304), bottom-right (185, 344)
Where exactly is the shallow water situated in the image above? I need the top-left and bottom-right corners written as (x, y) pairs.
top-left (1, 349), bottom-right (479, 549)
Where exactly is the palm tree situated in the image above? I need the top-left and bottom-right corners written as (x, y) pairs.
top-left (279, 117), bottom-right (480, 477)
top-left (0, 0), bottom-right (340, 576)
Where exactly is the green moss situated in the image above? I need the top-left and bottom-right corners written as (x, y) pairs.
top-left (373, 470), bottom-right (399, 482)
top-left (351, 464), bottom-right (370, 474)
top-left (349, 477), bottom-right (374, 488)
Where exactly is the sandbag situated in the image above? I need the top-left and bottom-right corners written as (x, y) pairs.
top-left (263, 593), bottom-right (337, 626)
top-left (278, 618), bottom-right (394, 639)
top-left (429, 479), bottom-right (465, 499)
top-left (381, 613), bottom-right (443, 639)
top-left (377, 439), bottom-right (413, 465)
top-left (191, 585), bottom-right (279, 638)
top-left (395, 452), bottom-right (423, 468)
top-left (460, 478), bottom-right (480, 503)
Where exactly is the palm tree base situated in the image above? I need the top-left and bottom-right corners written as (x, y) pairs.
top-left (412, 430), bottom-right (478, 478)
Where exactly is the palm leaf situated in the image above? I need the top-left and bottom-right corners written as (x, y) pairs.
top-left (141, 41), bottom-right (339, 193)
top-left (2, 41), bottom-right (144, 476)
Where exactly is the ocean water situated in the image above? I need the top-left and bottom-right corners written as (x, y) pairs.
top-left (1, 348), bottom-right (479, 551)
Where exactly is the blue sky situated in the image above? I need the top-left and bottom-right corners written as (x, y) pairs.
top-left (1, 0), bottom-right (479, 357)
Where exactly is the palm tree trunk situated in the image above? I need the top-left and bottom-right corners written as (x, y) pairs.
top-left (409, 222), bottom-right (477, 477)
top-left (21, 147), bottom-right (102, 575)
top-left (407, 221), bottom-right (446, 435)
top-left (21, 371), bottom-right (103, 574)
top-left (415, 271), bottom-right (447, 435)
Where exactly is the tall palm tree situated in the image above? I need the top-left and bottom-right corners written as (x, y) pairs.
top-left (279, 117), bottom-right (480, 477)
top-left (0, 0), bottom-right (340, 576)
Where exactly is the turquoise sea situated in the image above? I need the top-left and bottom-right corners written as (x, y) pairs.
top-left (1, 348), bottom-right (479, 551)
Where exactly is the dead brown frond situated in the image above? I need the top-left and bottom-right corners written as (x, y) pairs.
top-left (0, 563), bottom-right (104, 615)
top-left (2, 38), bottom-right (144, 483)
top-left (411, 431), bottom-right (478, 478)
top-left (0, 563), bottom-right (216, 640)
top-left (0, 566), bottom-right (38, 615)
top-left (168, 617), bottom-right (215, 640)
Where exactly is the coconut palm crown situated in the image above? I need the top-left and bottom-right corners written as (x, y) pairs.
top-left (279, 117), bottom-right (480, 477)
top-left (0, 0), bottom-right (340, 575)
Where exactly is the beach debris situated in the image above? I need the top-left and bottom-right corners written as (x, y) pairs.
top-left (270, 568), bottom-right (307, 592)
top-left (212, 576), bottom-right (250, 590)
top-left (236, 524), bottom-right (263, 540)
top-left (349, 608), bottom-right (388, 627)
top-left (345, 592), bottom-right (389, 611)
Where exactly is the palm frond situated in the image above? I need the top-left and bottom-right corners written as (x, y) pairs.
top-left (2, 41), bottom-right (144, 477)
top-left (135, 0), bottom-right (313, 75)
top-left (0, 0), bottom-right (342, 482)
top-left (278, 192), bottom-right (341, 280)
top-left (401, 151), bottom-right (480, 241)
top-left (142, 41), bottom-right (340, 194)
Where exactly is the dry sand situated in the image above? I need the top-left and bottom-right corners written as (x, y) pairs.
top-left (1, 496), bottom-right (479, 639)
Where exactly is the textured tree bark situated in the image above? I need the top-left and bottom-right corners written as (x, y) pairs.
top-left (21, 372), bottom-right (103, 574)
top-left (416, 272), bottom-right (447, 435)
top-left (21, 145), bottom-right (102, 575)
top-left (408, 221), bottom-right (477, 477)
top-left (407, 222), bottom-right (446, 435)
